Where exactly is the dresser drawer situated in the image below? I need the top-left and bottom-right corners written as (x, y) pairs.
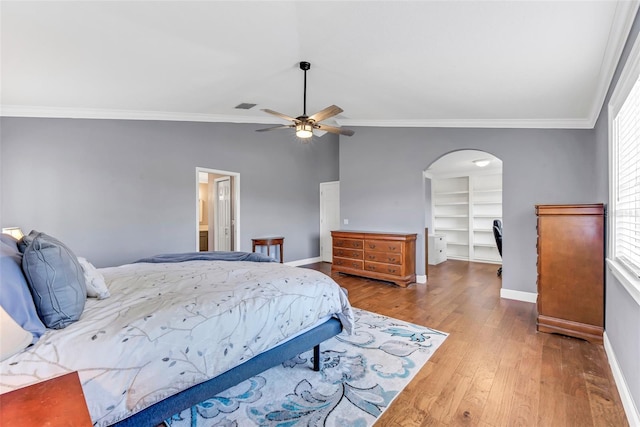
top-left (364, 262), bottom-right (402, 276)
top-left (333, 257), bottom-right (364, 270)
top-left (365, 240), bottom-right (403, 253)
top-left (333, 238), bottom-right (363, 249)
top-left (364, 251), bottom-right (402, 265)
top-left (333, 248), bottom-right (363, 259)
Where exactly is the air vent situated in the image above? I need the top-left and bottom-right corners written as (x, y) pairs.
top-left (234, 103), bottom-right (257, 110)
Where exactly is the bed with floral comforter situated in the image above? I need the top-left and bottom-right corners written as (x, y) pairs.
top-left (0, 258), bottom-right (354, 426)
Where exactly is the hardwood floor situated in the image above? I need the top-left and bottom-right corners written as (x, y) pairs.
top-left (303, 260), bottom-right (628, 427)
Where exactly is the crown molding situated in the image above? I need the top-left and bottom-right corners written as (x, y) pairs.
top-left (0, 105), bottom-right (281, 125)
top-left (587, 0), bottom-right (640, 127)
top-left (335, 117), bottom-right (594, 129)
top-left (0, 106), bottom-right (609, 130)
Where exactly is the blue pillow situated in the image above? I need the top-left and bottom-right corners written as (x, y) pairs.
top-left (21, 232), bottom-right (87, 329)
top-left (0, 241), bottom-right (46, 342)
top-left (0, 234), bottom-right (19, 251)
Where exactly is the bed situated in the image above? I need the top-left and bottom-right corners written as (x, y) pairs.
top-left (0, 232), bottom-right (354, 426)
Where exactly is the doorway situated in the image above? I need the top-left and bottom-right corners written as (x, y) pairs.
top-left (196, 168), bottom-right (240, 252)
top-left (424, 150), bottom-right (503, 272)
top-left (320, 181), bottom-right (340, 262)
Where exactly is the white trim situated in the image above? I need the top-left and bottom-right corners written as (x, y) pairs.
top-left (337, 118), bottom-right (594, 129)
top-left (416, 274), bottom-right (427, 284)
top-left (500, 288), bottom-right (537, 303)
top-left (588, 0), bottom-right (640, 127)
top-left (604, 331), bottom-right (640, 427)
top-left (609, 8), bottom-right (640, 117)
top-left (286, 257), bottom-right (322, 267)
top-left (195, 167), bottom-right (241, 251)
top-left (0, 104), bottom-right (606, 130)
top-left (0, 105), bottom-right (284, 125)
top-left (607, 18), bottom-right (640, 306)
top-left (607, 259), bottom-right (640, 306)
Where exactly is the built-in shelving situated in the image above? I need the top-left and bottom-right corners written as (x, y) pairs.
top-left (432, 172), bottom-right (502, 263)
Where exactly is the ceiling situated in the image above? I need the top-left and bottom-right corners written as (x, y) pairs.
top-left (1, 1), bottom-right (638, 129)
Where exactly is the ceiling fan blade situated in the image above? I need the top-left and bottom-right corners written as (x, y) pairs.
top-left (308, 105), bottom-right (343, 123)
top-left (255, 124), bottom-right (294, 132)
top-left (261, 109), bottom-right (300, 123)
top-left (316, 123), bottom-right (355, 137)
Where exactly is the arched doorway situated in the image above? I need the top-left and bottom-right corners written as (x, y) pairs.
top-left (424, 150), bottom-right (503, 274)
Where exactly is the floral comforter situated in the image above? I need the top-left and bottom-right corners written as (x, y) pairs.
top-left (0, 260), bottom-right (354, 426)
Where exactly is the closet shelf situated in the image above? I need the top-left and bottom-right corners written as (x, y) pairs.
top-left (473, 188), bottom-right (502, 193)
top-left (434, 190), bottom-right (469, 195)
top-left (432, 173), bottom-right (502, 264)
top-left (434, 202), bottom-right (469, 206)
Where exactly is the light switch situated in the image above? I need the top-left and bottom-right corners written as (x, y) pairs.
top-left (343, 219), bottom-right (349, 225)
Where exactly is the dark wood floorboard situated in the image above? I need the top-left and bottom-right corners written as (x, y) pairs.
top-left (302, 260), bottom-right (629, 427)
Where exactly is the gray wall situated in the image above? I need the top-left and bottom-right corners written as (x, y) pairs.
top-left (593, 7), bottom-right (640, 418)
top-left (339, 126), bottom-right (599, 293)
top-left (0, 118), bottom-right (339, 267)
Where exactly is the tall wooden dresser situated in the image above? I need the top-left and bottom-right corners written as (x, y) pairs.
top-left (535, 204), bottom-right (604, 343)
top-left (331, 231), bottom-right (416, 287)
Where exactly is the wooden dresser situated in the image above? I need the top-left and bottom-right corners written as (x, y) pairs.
top-left (535, 204), bottom-right (604, 343)
top-left (331, 231), bottom-right (416, 287)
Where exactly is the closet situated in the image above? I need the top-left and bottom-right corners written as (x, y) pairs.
top-left (431, 173), bottom-right (502, 263)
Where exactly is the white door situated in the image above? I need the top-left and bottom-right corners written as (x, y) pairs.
top-left (320, 181), bottom-right (340, 262)
top-left (215, 177), bottom-right (231, 251)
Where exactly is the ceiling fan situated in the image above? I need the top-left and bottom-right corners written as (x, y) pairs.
top-left (257, 61), bottom-right (354, 139)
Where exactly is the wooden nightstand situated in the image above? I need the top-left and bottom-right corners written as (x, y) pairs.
top-left (0, 371), bottom-right (92, 426)
top-left (252, 236), bottom-right (284, 263)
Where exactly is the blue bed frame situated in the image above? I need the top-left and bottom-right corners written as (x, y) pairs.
top-left (112, 317), bottom-right (342, 426)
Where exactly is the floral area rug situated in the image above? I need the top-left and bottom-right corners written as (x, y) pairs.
top-left (165, 308), bottom-right (448, 427)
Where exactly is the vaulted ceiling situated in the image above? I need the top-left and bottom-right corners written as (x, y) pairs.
top-left (1, 1), bottom-right (638, 129)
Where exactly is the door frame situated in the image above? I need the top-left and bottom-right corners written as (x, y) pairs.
top-left (195, 167), bottom-right (241, 251)
top-left (320, 181), bottom-right (340, 262)
top-left (213, 176), bottom-right (231, 251)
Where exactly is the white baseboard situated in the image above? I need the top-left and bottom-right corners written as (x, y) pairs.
top-left (416, 275), bottom-right (426, 284)
top-left (604, 332), bottom-right (640, 427)
top-left (286, 256), bottom-right (322, 267)
top-left (500, 288), bottom-right (537, 303)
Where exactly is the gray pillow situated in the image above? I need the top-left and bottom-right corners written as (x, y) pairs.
top-left (21, 232), bottom-right (87, 329)
top-left (17, 229), bottom-right (38, 253)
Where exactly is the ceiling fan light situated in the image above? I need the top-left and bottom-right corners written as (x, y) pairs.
top-left (295, 122), bottom-right (313, 139)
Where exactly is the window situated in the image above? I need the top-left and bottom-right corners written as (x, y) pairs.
top-left (609, 30), bottom-right (640, 303)
top-left (612, 74), bottom-right (640, 277)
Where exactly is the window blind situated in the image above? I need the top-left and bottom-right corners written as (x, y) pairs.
top-left (613, 74), bottom-right (640, 277)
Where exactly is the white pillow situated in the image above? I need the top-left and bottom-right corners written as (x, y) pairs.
top-left (77, 257), bottom-right (110, 299)
top-left (0, 305), bottom-right (33, 361)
